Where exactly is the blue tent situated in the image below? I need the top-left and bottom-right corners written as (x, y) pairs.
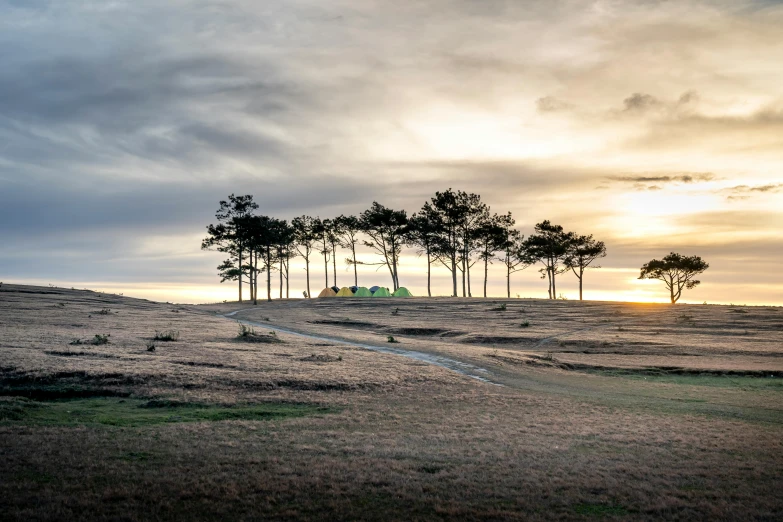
top-left (369, 286), bottom-right (380, 293)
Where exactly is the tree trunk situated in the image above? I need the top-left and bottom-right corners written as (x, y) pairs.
top-left (238, 248), bottom-right (243, 303)
top-left (551, 265), bottom-right (557, 299)
top-left (266, 247), bottom-right (272, 302)
top-left (352, 244), bottom-right (358, 287)
top-left (279, 257), bottom-right (283, 299)
top-left (332, 246), bottom-right (337, 287)
top-left (285, 257), bottom-right (290, 298)
top-left (461, 255), bottom-right (466, 297)
top-left (323, 253), bottom-right (328, 288)
top-left (579, 268), bottom-right (583, 301)
top-left (483, 256), bottom-right (488, 298)
top-left (467, 258), bottom-right (472, 297)
top-left (305, 258), bottom-right (311, 298)
top-left (451, 251), bottom-right (457, 297)
top-left (426, 250), bottom-right (432, 297)
top-left (506, 261), bottom-right (511, 299)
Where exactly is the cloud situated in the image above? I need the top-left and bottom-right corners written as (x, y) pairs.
top-left (724, 183), bottom-right (783, 200)
top-left (605, 173), bottom-right (716, 191)
top-left (623, 93), bottom-right (662, 112)
top-left (536, 96), bottom-right (574, 113)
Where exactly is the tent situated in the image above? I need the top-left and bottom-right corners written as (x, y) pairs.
top-left (371, 287), bottom-right (391, 297)
top-left (349, 286), bottom-right (359, 293)
top-left (335, 287), bottom-right (355, 297)
top-left (330, 286), bottom-right (340, 293)
top-left (317, 287), bottom-right (337, 298)
top-left (353, 287), bottom-right (372, 297)
top-left (393, 287), bottom-right (413, 297)
top-left (369, 285), bottom-right (380, 293)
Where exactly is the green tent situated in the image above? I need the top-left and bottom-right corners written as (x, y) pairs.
top-left (335, 287), bottom-right (354, 297)
top-left (354, 287), bottom-right (372, 297)
top-left (393, 287), bottom-right (413, 297)
top-left (371, 287), bottom-right (391, 297)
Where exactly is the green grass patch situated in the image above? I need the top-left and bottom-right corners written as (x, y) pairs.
top-left (0, 397), bottom-right (334, 427)
top-left (610, 373), bottom-right (783, 390)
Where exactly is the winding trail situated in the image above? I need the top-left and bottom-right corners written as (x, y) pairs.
top-left (223, 308), bottom-right (504, 386)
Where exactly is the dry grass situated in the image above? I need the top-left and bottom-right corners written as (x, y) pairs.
top-left (0, 284), bottom-right (781, 521)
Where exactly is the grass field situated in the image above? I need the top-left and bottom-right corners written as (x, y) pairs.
top-left (1, 284), bottom-right (781, 520)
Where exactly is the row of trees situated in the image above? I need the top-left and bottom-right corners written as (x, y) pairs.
top-left (202, 190), bottom-right (608, 304)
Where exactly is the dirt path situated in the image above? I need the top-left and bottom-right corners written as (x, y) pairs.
top-left (224, 308), bottom-right (504, 386)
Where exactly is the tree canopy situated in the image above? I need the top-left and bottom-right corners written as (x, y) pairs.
top-left (639, 252), bottom-right (709, 303)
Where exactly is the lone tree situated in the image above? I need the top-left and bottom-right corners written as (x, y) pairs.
top-left (639, 252), bottom-right (709, 304)
top-left (565, 235), bottom-right (607, 301)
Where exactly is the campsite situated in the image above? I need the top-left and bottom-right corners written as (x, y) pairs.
top-left (1, 283), bottom-right (781, 520)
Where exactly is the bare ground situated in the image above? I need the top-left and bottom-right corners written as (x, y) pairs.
top-left (1, 284), bottom-right (781, 521)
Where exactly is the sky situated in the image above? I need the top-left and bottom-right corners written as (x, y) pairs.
top-left (1, 0), bottom-right (781, 305)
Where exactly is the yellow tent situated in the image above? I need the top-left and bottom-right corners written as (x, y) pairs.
top-left (317, 287), bottom-right (337, 298)
top-left (335, 287), bottom-right (354, 297)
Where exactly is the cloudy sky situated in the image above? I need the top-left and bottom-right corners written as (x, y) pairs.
top-left (1, 0), bottom-right (781, 304)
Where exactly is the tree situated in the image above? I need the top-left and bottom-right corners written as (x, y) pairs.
top-left (325, 218), bottom-right (342, 287)
top-left (456, 191), bottom-right (489, 297)
top-left (245, 215), bottom-right (288, 303)
top-left (428, 189), bottom-right (464, 297)
top-left (475, 212), bottom-right (514, 298)
top-left (292, 216), bottom-right (317, 298)
top-left (565, 235), bottom-right (607, 301)
top-left (359, 202), bottom-right (408, 291)
top-left (313, 218), bottom-right (332, 289)
top-left (406, 206), bottom-right (444, 297)
top-left (639, 252), bottom-right (709, 304)
top-left (500, 228), bottom-right (531, 298)
top-left (275, 220), bottom-right (296, 299)
top-left (522, 221), bottom-right (574, 299)
top-left (201, 194), bottom-right (258, 302)
top-left (335, 215), bottom-right (362, 287)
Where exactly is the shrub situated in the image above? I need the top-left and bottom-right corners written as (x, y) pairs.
top-left (71, 334), bottom-right (110, 346)
top-left (153, 330), bottom-right (180, 342)
top-left (520, 321), bottom-right (530, 328)
top-left (387, 335), bottom-right (399, 343)
top-left (492, 303), bottom-right (507, 312)
top-left (237, 323), bottom-right (255, 338)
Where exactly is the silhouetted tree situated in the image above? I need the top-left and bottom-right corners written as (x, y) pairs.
top-left (245, 216), bottom-right (289, 303)
top-left (475, 212), bottom-right (514, 298)
top-left (360, 202), bottom-right (408, 290)
top-left (292, 216), bottom-right (317, 298)
top-left (201, 194), bottom-right (258, 302)
top-left (456, 191), bottom-right (489, 297)
top-left (275, 221), bottom-right (296, 299)
top-left (429, 189), bottom-right (464, 297)
top-left (313, 218), bottom-right (332, 289)
top-left (406, 205), bottom-right (445, 297)
top-left (639, 252), bottom-right (709, 303)
top-left (500, 228), bottom-right (531, 298)
top-left (522, 221), bottom-right (574, 299)
top-left (565, 235), bottom-right (607, 301)
top-left (336, 215), bottom-right (362, 287)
